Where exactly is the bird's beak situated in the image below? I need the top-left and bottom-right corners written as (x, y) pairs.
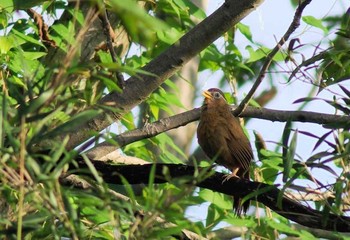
top-left (202, 90), bottom-right (212, 99)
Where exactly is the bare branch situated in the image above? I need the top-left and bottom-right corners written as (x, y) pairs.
top-left (86, 106), bottom-right (350, 159)
top-left (235, 0), bottom-right (312, 115)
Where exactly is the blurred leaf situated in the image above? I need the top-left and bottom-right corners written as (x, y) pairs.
top-left (266, 219), bottom-right (299, 235)
top-left (297, 130), bottom-right (335, 151)
top-left (303, 15), bottom-right (328, 34)
top-left (319, 50), bottom-right (350, 88)
top-left (199, 44), bottom-right (221, 71)
top-left (224, 215), bottom-right (256, 227)
top-left (339, 84), bottom-right (350, 98)
top-left (0, 35), bottom-right (14, 53)
top-left (109, 0), bottom-right (168, 47)
top-left (246, 46), bottom-right (284, 63)
top-left (294, 97), bottom-right (350, 115)
top-left (42, 110), bottom-right (101, 139)
top-left (13, 0), bottom-right (45, 10)
top-left (205, 203), bottom-right (225, 229)
top-left (173, 0), bottom-right (206, 20)
top-left (286, 129), bottom-right (298, 180)
top-left (199, 189), bottom-right (232, 210)
top-left (21, 89), bottom-right (53, 116)
top-left (282, 121), bottom-right (292, 182)
top-left (22, 51), bottom-right (46, 60)
top-left (157, 27), bottom-right (181, 45)
top-left (0, 0), bottom-right (14, 13)
top-left (237, 23), bottom-right (253, 42)
top-left (11, 28), bottom-right (45, 47)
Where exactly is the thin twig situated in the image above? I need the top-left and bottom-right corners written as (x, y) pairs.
top-left (26, 9), bottom-right (56, 47)
top-left (99, 6), bottom-right (125, 89)
top-left (289, 50), bottom-right (329, 81)
top-left (235, 0), bottom-right (313, 115)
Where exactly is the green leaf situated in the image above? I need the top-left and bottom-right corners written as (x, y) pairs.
top-left (303, 15), bottom-right (328, 34)
top-left (205, 203), bottom-right (225, 229)
top-left (0, 35), bottom-right (14, 54)
top-left (246, 46), bottom-right (285, 63)
top-left (22, 51), bottom-right (46, 60)
top-left (199, 44), bottom-right (222, 71)
top-left (0, 0), bottom-right (14, 13)
top-left (237, 23), bottom-right (253, 42)
top-left (224, 216), bottom-right (256, 227)
top-left (156, 27), bottom-right (181, 45)
top-left (285, 129), bottom-right (298, 183)
top-left (13, 0), bottom-right (44, 10)
top-left (199, 189), bottom-right (232, 210)
top-left (51, 23), bottom-right (75, 46)
top-left (7, 75), bottom-right (26, 88)
top-left (22, 90), bottom-right (53, 116)
top-left (173, 0), bottom-right (206, 20)
top-left (246, 45), bottom-right (264, 62)
top-left (11, 28), bottom-right (45, 47)
top-left (109, 0), bottom-right (169, 46)
top-left (42, 110), bottom-right (101, 139)
top-left (282, 120), bottom-right (292, 182)
top-left (266, 219), bottom-right (299, 235)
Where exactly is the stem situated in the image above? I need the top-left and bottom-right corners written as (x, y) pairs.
top-left (17, 116), bottom-right (26, 240)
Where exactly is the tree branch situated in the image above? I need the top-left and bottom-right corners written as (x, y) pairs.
top-left (289, 50), bottom-right (329, 81)
top-left (86, 106), bottom-right (350, 159)
top-left (62, 0), bottom-right (265, 150)
top-left (98, 5), bottom-right (125, 88)
top-left (71, 161), bottom-right (350, 232)
top-left (235, 0), bottom-right (312, 115)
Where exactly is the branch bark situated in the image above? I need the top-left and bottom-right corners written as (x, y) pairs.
top-left (86, 106), bottom-right (350, 159)
top-left (71, 161), bottom-right (350, 232)
top-left (62, 0), bottom-right (265, 150)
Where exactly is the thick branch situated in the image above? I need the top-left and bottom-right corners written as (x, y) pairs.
top-left (86, 106), bottom-right (350, 159)
top-left (64, 0), bottom-right (265, 150)
top-left (72, 162), bottom-right (350, 232)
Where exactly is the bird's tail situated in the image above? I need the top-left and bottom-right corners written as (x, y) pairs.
top-left (233, 172), bottom-right (250, 216)
top-left (233, 196), bottom-right (249, 216)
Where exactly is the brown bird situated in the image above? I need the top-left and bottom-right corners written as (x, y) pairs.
top-left (197, 88), bottom-right (253, 215)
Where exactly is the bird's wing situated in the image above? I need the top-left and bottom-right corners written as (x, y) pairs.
top-left (224, 120), bottom-right (253, 172)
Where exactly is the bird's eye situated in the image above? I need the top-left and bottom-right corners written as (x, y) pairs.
top-left (213, 92), bottom-right (221, 99)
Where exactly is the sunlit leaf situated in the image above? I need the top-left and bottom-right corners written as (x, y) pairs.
top-left (0, 35), bottom-right (14, 53)
top-left (303, 15), bottom-right (328, 34)
top-left (237, 23), bottom-right (253, 42)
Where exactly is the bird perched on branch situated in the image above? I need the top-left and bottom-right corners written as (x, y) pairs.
top-left (197, 88), bottom-right (253, 216)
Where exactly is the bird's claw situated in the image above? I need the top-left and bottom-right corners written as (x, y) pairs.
top-left (222, 173), bottom-right (240, 184)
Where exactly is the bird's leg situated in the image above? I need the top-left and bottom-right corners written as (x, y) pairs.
top-left (222, 168), bottom-right (240, 183)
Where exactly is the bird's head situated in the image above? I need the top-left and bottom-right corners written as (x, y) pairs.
top-left (202, 88), bottom-right (228, 106)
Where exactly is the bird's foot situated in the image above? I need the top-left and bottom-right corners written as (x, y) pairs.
top-left (222, 173), bottom-right (240, 184)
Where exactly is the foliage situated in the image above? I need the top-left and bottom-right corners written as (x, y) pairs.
top-left (0, 0), bottom-right (350, 239)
